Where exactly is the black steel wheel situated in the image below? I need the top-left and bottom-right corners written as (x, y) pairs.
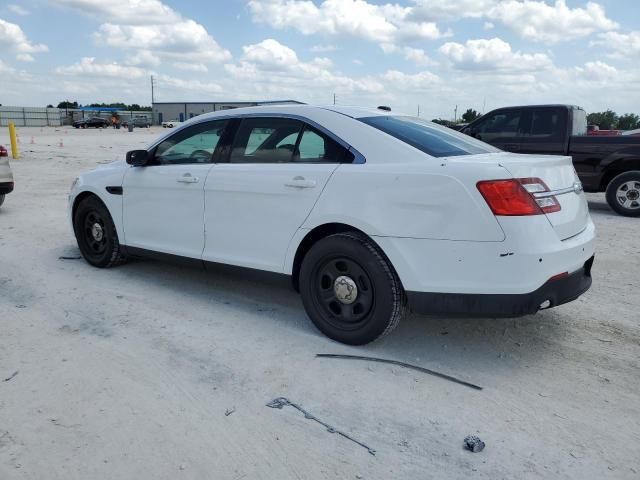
top-left (606, 171), bottom-right (640, 217)
top-left (299, 232), bottom-right (405, 345)
top-left (73, 195), bottom-right (126, 268)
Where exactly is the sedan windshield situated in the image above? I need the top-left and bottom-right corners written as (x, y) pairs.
top-left (359, 115), bottom-right (500, 158)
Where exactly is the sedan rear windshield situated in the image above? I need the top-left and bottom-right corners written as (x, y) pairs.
top-left (359, 116), bottom-right (500, 157)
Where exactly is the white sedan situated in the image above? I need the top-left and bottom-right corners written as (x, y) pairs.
top-left (162, 120), bottom-right (182, 128)
top-left (69, 105), bottom-right (595, 345)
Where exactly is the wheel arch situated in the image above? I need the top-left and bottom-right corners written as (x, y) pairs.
top-left (600, 158), bottom-right (640, 191)
top-left (290, 222), bottom-right (400, 292)
top-left (72, 190), bottom-right (104, 222)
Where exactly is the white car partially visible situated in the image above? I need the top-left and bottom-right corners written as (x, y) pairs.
top-left (162, 120), bottom-right (182, 128)
top-left (69, 105), bottom-right (595, 345)
top-left (0, 145), bottom-right (14, 207)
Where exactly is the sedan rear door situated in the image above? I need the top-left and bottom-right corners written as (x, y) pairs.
top-left (202, 117), bottom-right (353, 272)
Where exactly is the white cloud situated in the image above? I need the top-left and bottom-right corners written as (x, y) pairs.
top-left (172, 62), bottom-right (208, 73)
top-left (225, 38), bottom-right (385, 97)
top-left (53, 0), bottom-right (230, 65)
top-left (94, 21), bottom-right (231, 64)
top-left (440, 38), bottom-right (552, 72)
top-left (8, 4), bottom-right (30, 15)
top-left (53, 0), bottom-right (180, 25)
top-left (411, 0), bottom-right (617, 44)
top-left (124, 50), bottom-right (161, 67)
top-left (310, 44), bottom-right (337, 53)
top-left (55, 57), bottom-right (146, 78)
top-left (483, 22), bottom-right (494, 30)
top-left (380, 70), bottom-right (440, 91)
top-left (410, 0), bottom-right (497, 20)
top-left (592, 31), bottom-right (640, 58)
top-left (16, 53), bottom-right (34, 62)
top-left (402, 47), bottom-right (436, 66)
top-left (488, 0), bottom-right (617, 44)
top-left (248, 0), bottom-right (448, 49)
top-left (0, 59), bottom-right (16, 74)
top-left (0, 18), bottom-right (48, 62)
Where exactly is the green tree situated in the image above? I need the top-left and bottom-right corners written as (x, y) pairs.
top-left (616, 113), bottom-right (640, 131)
top-left (461, 108), bottom-right (481, 123)
top-left (587, 110), bottom-right (618, 130)
top-left (57, 100), bottom-right (78, 109)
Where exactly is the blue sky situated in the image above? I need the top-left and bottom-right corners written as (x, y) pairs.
top-left (1, 0), bottom-right (639, 118)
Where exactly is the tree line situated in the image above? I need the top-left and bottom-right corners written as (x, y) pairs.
top-left (586, 110), bottom-right (640, 130)
top-left (49, 100), bottom-right (152, 111)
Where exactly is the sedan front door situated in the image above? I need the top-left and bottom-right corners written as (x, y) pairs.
top-left (203, 117), bottom-right (354, 272)
top-left (122, 120), bottom-right (229, 258)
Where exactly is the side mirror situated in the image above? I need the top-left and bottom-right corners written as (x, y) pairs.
top-left (126, 149), bottom-right (149, 166)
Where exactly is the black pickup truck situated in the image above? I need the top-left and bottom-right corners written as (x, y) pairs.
top-left (461, 105), bottom-right (640, 216)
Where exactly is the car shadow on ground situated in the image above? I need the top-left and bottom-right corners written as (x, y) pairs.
top-left (588, 200), bottom-right (614, 214)
top-left (97, 252), bottom-right (567, 389)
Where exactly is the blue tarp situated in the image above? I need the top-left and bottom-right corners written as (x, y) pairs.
top-left (78, 107), bottom-right (120, 111)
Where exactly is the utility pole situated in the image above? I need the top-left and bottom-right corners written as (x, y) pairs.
top-left (417, 104), bottom-right (420, 117)
top-left (333, 93), bottom-right (336, 105)
top-left (150, 75), bottom-right (156, 104)
top-left (454, 104), bottom-right (458, 123)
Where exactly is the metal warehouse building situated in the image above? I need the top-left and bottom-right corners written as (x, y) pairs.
top-left (151, 100), bottom-right (303, 125)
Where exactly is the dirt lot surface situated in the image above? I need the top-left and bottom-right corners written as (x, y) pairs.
top-left (1, 126), bottom-right (639, 479)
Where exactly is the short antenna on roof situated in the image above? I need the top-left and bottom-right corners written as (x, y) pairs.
top-left (377, 105), bottom-right (391, 111)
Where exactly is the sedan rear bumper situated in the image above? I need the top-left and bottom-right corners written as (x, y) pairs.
top-left (0, 181), bottom-right (14, 195)
top-left (407, 256), bottom-right (593, 317)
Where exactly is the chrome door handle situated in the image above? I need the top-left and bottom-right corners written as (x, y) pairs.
top-left (177, 174), bottom-right (199, 184)
top-left (285, 176), bottom-right (316, 188)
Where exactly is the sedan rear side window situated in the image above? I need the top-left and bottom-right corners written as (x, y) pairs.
top-left (230, 118), bottom-right (355, 164)
top-left (359, 116), bottom-right (499, 158)
top-left (230, 118), bottom-right (302, 163)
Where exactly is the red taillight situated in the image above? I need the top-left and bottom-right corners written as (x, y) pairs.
top-left (548, 272), bottom-right (569, 282)
top-left (0, 145), bottom-right (7, 157)
top-left (477, 177), bottom-right (561, 216)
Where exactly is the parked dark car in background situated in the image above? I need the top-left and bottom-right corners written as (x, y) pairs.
top-left (461, 105), bottom-right (640, 216)
top-left (73, 117), bottom-right (110, 129)
top-left (122, 116), bottom-right (151, 128)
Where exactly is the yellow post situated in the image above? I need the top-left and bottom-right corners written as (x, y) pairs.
top-left (8, 122), bottom-right (19, 160)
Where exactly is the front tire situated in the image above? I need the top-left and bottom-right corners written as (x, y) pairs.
top-left (605, 171), bottom-right (640, 217)
top-left (299, 232), bottom-right (405, 345)
top-left (73, 196), bottom-right (126, 268)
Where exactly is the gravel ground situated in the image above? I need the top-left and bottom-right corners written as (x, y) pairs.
top-left (1, 126), bottom-right (639, 480)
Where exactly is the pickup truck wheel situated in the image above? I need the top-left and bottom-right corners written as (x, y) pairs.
top-left (299, 232), bottom-right (405, 345)
top-left (73, 196), bottom-right (126, 268)
top-left (605, 171), bottom-right (640, 217)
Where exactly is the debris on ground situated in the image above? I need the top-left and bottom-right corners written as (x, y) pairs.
top-left (316, 354), bottom-right (482, 391)
top-left (224, 407), bottom-right (235, 417)
top-left (3, 371), bottom-right (19, 382)
top-left (464, 435), bottom-right (485, 453)
top-left (58, 256), bottom-right (82, 260)
top-left (266, 397), bottom-right (376, 456)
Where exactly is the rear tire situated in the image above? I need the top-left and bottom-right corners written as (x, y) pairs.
top-left (73, 195), bottom-right (126, 268)
top-left (605, 171), bottom-right (640, 217)
top-left (299, 232), bottom-right (405, 345)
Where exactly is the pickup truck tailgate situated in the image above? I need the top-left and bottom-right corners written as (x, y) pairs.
top-left (499, 154), bottom-right (590, 240)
